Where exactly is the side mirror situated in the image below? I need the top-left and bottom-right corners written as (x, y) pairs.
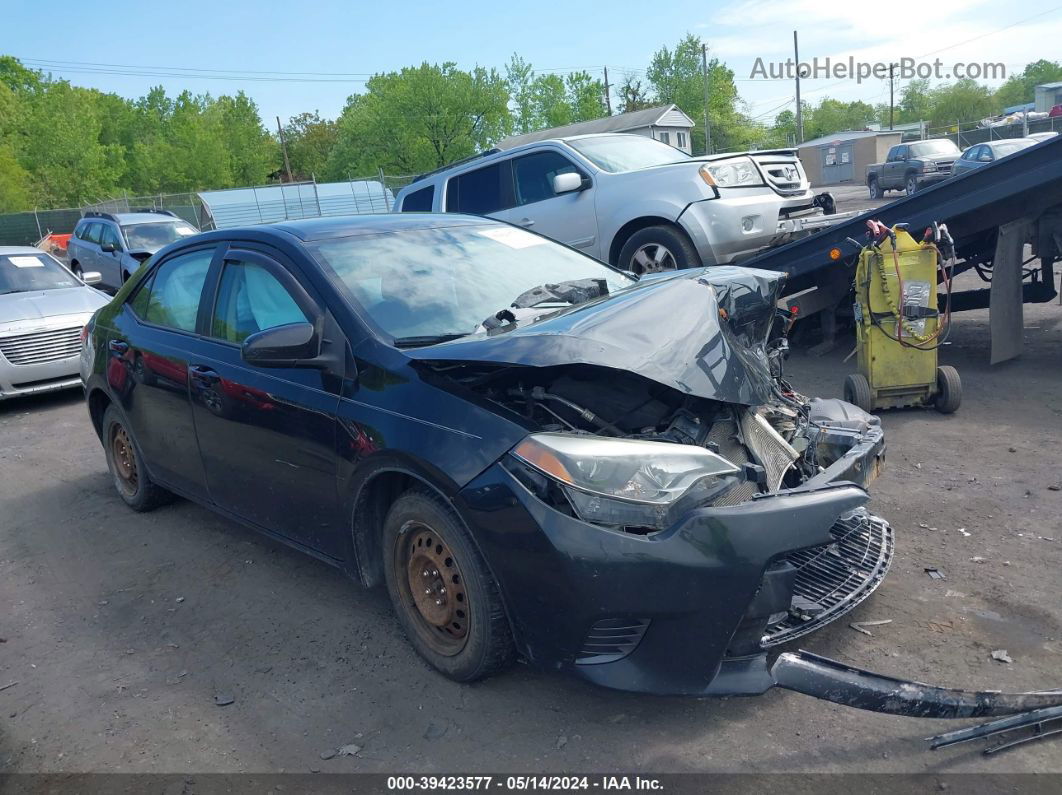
top-left (100, 242), bottom-right (117, 253)
top-left (81, 271), bottom-right (103, 285)
top-left (553, 172), bottom-right (589, 194)
top-left (241, 322), bottom-right (321, 368)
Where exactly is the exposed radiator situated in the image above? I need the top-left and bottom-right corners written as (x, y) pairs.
top-left (740, 410), bottom-right (798, 491)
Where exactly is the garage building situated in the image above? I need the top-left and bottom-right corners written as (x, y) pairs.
top-left (796, 130), bottom-right (902, 187)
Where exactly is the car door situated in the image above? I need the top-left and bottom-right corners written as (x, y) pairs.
top-left (507, 149), bottom-right (598, 255)
top-left (99, 224), bottom-right (125, 287)
top-left (79, 222), bottom-right (104, 279)
top-left (185, 246), bottom-right (343, 554)
top-left (109, 245), bottom-right (216, 499)
top-left (885, 146), bottom-right (907, 187)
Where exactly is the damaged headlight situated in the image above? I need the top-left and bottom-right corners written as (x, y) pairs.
top-left (512, 433), bottom-right (740, 530)
top-left (699, 157), bottom-right (765, 188)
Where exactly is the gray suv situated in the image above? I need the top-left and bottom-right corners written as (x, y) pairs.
top-left (394, 133), bottom-right (853, 274)
top-left (68, 210), bottom-right (199, 290)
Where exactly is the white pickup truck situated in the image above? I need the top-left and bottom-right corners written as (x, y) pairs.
top-left (394, 133), bottom-right (856, 275)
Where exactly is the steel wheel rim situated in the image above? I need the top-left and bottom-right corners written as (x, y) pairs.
top-left (111, 424), bottom-right (138, 495)
top-left (630, 243), bottom-right (678, 275)
top-left (395, 520), bottom-right (469, 656)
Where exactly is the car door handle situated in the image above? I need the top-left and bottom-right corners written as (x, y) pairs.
top-left (189, 365), bottom-right (219, 381)
top-left (108, 340), bottom-right (129, 354)
top-left (517, 218), bottom-right (535, 227)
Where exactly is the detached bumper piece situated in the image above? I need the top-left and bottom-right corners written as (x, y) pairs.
top-left (762, 509), bottom-right (893, 647)
top-left (772, 651), bottom-right (1062, 718)
top-left (930, 706), bottom-right (1062, 755)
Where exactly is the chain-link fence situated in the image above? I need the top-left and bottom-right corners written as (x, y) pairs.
top-left (0, 173), bottom-right (420, 247)
top-left (923, 114), bottom-right (1061, 148)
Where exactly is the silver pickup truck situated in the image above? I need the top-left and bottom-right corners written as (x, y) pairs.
top-left (394, 133), bottom-right (854, 274)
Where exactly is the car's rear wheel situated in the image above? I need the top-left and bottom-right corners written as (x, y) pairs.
top-left (102, 405), bottom-right (172, 512)
top-left (382, 488), bottom-right (515, 682)
top-left (905, 174), bottom-right (919, 196)
top-left (618, 225), bottom-right (701, 275)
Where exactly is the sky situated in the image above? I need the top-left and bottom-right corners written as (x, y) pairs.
top-left (4, 0), bottom-right (1061, 125)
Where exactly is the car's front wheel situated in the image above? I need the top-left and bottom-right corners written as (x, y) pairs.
top-left (868, 177), bottom-right (882, 199)
top-left (618, 225), bottom-right (701, 275)
top-left (102, 405), bottom-right (172, 512)
top-left (382, 488), bottom-right (515, 682)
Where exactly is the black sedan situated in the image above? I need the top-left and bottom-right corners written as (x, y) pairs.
top-left (79, 214), bottom-right (1062, 716)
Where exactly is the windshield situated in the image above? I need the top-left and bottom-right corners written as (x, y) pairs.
top-left (121, 221), bottom-right (198, 251)
top-left (909, 140), bottom-right (960, 157)
top-left (568, 135), bottom-right (691, 173)
top-left (0, 252), bottom-right (81, 294)
top-left (310, 224), bottom-right (635, 341)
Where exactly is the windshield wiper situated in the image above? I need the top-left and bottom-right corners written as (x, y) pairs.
top-left (393, 333), bottom-right (470, 348)
top-left (481, 278), bottom-right (609, 331)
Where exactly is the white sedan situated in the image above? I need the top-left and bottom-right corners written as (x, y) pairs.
top-left (0, 246), bottom-right (108, 400)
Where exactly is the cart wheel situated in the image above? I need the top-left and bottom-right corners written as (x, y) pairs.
top-left (934, 366), bottom-right (961, 414)
top-left (844, 373), bottom-right (874, 412)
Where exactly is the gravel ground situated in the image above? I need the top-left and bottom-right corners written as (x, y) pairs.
top-left (0, 263), bottom-right (1060, 775)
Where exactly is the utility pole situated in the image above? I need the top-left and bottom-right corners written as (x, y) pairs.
top-left (276, 116), bottom-right (293, 183)
top-left (701, 43), bottom-right (712, 154)
top-left (603, 66), bottom-right (612, 115)
top-left (793, 31), bottom-right (803, 144)
top-left (888, 63), bottom-right (895, 130)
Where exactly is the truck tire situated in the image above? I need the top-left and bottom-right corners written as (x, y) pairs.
top-left (618, 225), bottom-right (702, 275)
top-left (843, 373), bottom-right (874, 413)
top-left (905, 174), bottom-right (919, 196)
top-left (934, 365), bottom-right (961, 414)
top-left (868, 177), bottom-right (883, 200)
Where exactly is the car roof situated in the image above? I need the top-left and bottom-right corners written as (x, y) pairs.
top-left (0, 246), bottom-right (47, 256)
top-left (76, 212), bottom-right (183, 225)
top-left (197, 213), bottom-right (496, 244)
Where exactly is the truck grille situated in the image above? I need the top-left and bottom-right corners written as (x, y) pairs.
top-left (761, 509), bottom-right (893, 647)
top-left (0, 327), bottom-right (82, 365)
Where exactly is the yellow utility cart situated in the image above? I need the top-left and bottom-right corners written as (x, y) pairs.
top-left (844, 222), bottom-right (961, 414)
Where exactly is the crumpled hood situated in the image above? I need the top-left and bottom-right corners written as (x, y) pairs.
top-left (407, 266), bottom-right (786, 405)
top-left (0, 287), bottom-right (108, 328)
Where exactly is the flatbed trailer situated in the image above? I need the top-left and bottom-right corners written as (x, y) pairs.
top-left (741, 135), bottom-right (1062, 363)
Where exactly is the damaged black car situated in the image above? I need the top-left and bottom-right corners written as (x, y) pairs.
top-left (81, 214), bottom-right (1062, 717)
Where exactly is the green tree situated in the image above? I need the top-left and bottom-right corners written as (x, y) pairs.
top-left (995, 60), bottom-right (1062, 108)
top-left (283, 111), bottom-right (338, 179)
top-left (928, 78), bottom-right (995, 127)
top-left (505, 54), bottom-right (536, 134)
top-left (618, 74), bottom-right (654, 113)
top-left (530, 73), bottom-right (571, 128)
top-left (215, 91), bottom-right (276, 184)
top-left (646, 33), bottom-right (745, 153)
top-left (327, 62), bottom-right (510, 176)
top-left (564, 71), bottom-right (607, 122)
top-left (803, 98), bottom-right (877, 140)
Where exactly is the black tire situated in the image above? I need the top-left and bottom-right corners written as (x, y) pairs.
top-left (905, 174), bottom-right (919, 196)
top-left (101, 405), bottom-right (172, 512)
top-left (868, 177), bottom-right (882, 200)
top-left (382, 488), bottom-right (515, 682)
top-left (934, 365), bottom-right (962, 414)
top-left (844, 373), bottom-right (874, 413)
top-left (617, 224), bottom-right (702, 275)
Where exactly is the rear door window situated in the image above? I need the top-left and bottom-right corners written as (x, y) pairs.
top-left (135, 248), bottom-right (214, 332)
top-left (400, 185), bottom-right (435, 212)
top-left (444, 162), bottom-right (514, 214)
top-left (512, 151), bottom-right (579, 206)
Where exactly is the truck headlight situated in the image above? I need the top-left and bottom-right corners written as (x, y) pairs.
top-left (699, 157), bottom-right (765, 188)
top-left (922, 161), bottom-right (937, 172)
top-left (512, 433), bottom-right (740, 530)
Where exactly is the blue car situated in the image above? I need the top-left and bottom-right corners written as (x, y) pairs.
top-left (952, 138), bottom-right (1038, 177)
